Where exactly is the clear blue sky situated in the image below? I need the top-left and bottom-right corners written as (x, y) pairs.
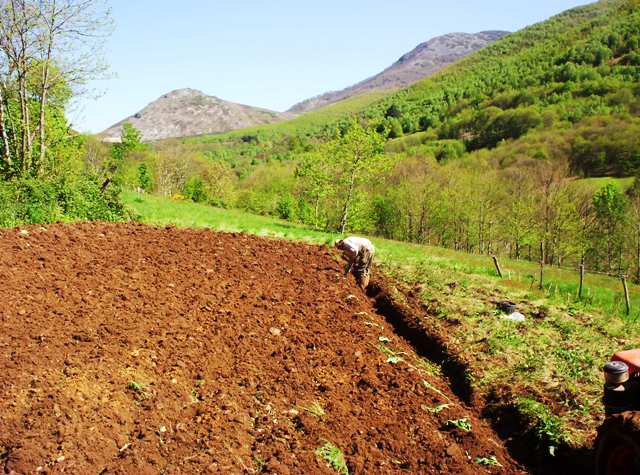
top-left (72, 0), bottom-right (590, 133)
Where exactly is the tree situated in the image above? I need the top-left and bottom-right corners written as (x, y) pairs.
top-left (386, 117), bottom-right (403, 139)
top-left (385, 104), bottom-right (401, 118)
top-left (628, 177), bottom-right (640, 282)
top-left (331, 120), bottom-right (385, 233)
top-left (295, 149), bottom-right (333, 228)
top-left (530, 159), bottom-right (579, 266)
top-left (101, 123), bottom-right (143, 192)
top-left (592, 183), bottom-right (628, 273)
top-left (0, 0), bottom-right (112, 177)
top-left (137, 163), bottom-right (151, 192)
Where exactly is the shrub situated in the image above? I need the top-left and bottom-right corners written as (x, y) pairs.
top-left (386, 118), bottom-right (404, 139)
top-left (275, 193), bottom-right (296, 220)
top-left (183, 177), bottom-right (208, 203)
top-left (0, 175), bottom-right (127, 228)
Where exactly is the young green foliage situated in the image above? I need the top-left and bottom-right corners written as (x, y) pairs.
top-left (315, 441), bottom-right (349, 475)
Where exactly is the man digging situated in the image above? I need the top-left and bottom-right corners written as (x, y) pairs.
top-left (335, 236), bottom-right (375, 289)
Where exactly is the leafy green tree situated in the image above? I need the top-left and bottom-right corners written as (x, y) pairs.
top-left (592, 183), bottom-right (628, 272)
top-left (626, 177), bottom-right (640, 282)
top-left (275, 193), bottom-right (296, 220)
top-left (387, 118), bottom-right (404, 139)
top-left (385, 104), bottom-right (401, 118)
top-left (295, 150), bottom-right (333, 228)
top-left (331, 120), bottom-right (385, 233)
top-left (183, 176), bottom-right (208, 203)
top-left (137, 163), bottom-right (152, 192)
top-left (101, 123), bottom-right (143, 192)
top-left (0, 0), bottom-right (111, 178)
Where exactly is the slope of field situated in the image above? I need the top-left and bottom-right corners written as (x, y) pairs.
top-left (123, 192), bottom-right (640, 462)
top-left (124, 192), bottom-right (640, 319)
top-left (0, 222), bottom-right (521, 474)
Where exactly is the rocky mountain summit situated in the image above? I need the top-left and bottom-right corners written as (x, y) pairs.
top-left (100, 88), bottom-right (292, 142)
top-left (288, 31), bottom-right (509, 113)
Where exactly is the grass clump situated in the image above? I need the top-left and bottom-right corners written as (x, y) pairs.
top-left (517, 397), bottom-right (565, 452)
top-left (127, 380), bottom-right (152, 400)
top-left (475, 455), bottom-right (502, 467)
top-left (299, 401), bottom-right (325, 418)
top-left (315, 441), bottom-right (349, 475)
top-left (423, 403), bottom-right (450, 414)
top-left (444, 418), bottom-right (472, 432)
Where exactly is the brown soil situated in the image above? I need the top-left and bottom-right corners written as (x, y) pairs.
top-left (0, 223), bottom-right (525, 474)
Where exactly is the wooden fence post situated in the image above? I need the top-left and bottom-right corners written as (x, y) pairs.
top-left (578, 264), bottom-right (585, 299)
top-left (622, 275), bottom-right (631, 316)
top-left (492, 255), bottom-right (503, 278)
top-left (539, 241), bottom-right (544, 290)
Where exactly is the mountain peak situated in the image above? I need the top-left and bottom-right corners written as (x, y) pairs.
top-left (288, 31), bottom-right (510, 114)
top-left (100, 90), bottom-right (291, 142)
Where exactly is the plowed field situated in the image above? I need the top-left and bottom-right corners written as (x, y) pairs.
top-left (0, 223), bottom-right (524, 474)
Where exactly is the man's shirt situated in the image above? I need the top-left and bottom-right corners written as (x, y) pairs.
top-left (341, 237), bottom-right (374, 261)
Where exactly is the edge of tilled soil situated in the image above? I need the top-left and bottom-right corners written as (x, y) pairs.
top-left (366, 278), bottom-right (595, 475)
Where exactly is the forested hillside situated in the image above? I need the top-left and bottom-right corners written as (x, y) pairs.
top-left (105, 0), bottom-right (640, 276)
top-left (364, 0), bottom-right (640, 177)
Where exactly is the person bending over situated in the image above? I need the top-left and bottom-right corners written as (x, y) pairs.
top-left (335, 236), bottom-right (375, 289)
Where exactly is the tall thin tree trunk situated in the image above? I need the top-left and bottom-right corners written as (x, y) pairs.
top-left (14, 1), bottom-right (32, 173)
top-left (18, 74), bottom-right (30, 171)
top-left (0, 85), bottom-right (12, 168)
top-left (38, 1), bottom-right (55, 174)
top-left (339, 169), bottom-right (356, 234)
top-left (38, 60), bottom-right (51, 174)
top-left (313, 193), bottom-right (320, 228)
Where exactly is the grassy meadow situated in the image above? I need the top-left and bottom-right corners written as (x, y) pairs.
top-left (125, 190), bottom-right (640, 447)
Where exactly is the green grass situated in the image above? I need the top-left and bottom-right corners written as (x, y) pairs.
top-left (123, 191), bottom-right (340, 244)
top-left (123, 191), bottom-right (640, 445)
top-left (315, 441), bottom-right (349, 475)
top-left (298, 401), bottom-right (325, 418)
top-left (573, 176), bottom-right (636, 192)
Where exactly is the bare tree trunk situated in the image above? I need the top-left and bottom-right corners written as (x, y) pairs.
top-left (15, 1), bottom-right (32, 173)
top-left (339, 169), bottom-right (357, 234)
top-left (539, 241), bottom-right (545, 290)
top-left (37, 0), bottom-right (56, 174)
top-left (313, 193), bottom-right (320, 228)
top-left (18, 73), bottom-right (31, 171)
top-left (487, 220), bottom-right (494, 255)
top-left (2, 79), bottom-right (19, 160)
top-left (38, 52), bottom-right (52, 174)
top-left (578, 261), bottom-right (585, 300)
top-left (478, 207), bottom-right (484, 254)
top-left (0, 84), bottom-right (12, 168)
top-left (622, 275), bottom-right (631, 316)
